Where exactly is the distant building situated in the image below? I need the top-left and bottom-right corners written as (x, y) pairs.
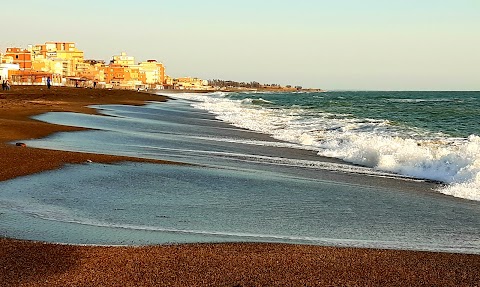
top-left (101, 63), bottom-right (142, 89)
top-left (9, 70), bottom-right (61, 86)
top-left (29, 42), bottom-right (85, 77)
top-left (5, 48), bottom-right (32, 70)
top-left (84, 59), bottom-right (106, 65)
top-left (176, 77), bottom-right (210, 90)
top-left (30, 42), bottom-right (83, 59)
top-left (138, 60), bottom-right (165, 87)
top-left (0, 53), bottom-right (20, 82)
top-left (31, 58), bottom-right (63, 75)
top-left (111, 52), bottom-right (135, 66)
top-left (106, 54), bottom-right (166, 90)
top-left (163, 75), bottom-right (175, 89)
top-left (2, 42), bottom-right (174, 91)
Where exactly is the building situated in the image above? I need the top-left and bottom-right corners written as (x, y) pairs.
top-left (4, 48), bottom-right (32, 70)
top-left (31, 58), bottom-right (63, 75)
top-left (101, 63), bottom-right (142, 89)
top-left (106, 53), bottom-right (167, 89)
top-left (3, 42), bottom-right (172, 91)
top-left (9, 70), bottom-right (61, 85)
top-left (75, 62), bottom-right (103, 82)
top-left (111, 52), bottom-right (135, 66)
top-left (0, 54), bottom-right (20, 82)
top-left (176, 77), bottom-right (210, 90)
top-left (29, 42), bottom-right (85, 77)
top-left (138, 60), bottom-right (165, 87)
top-left (30, 42), bottom-right (83, 60)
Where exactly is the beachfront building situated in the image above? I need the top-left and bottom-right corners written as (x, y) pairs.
top-left (0, 54), bottom-right (20, 82)
top-left (101, 52), bottom-right (140, 89)
top-left (9, 70), bottom-right (62, 86)
top-left (2, 49), bottom-right (43, 85)
top-left (0, 63), bottom-right (19, 82)
top-left (138, 60), bottom-right (165, 89)
top-left (101, 63), bottom-right (142, 89)
top-left (103, 53), bottom-right (167, 90)
top-left (176, 77), bottom-right (210, 90)
top-left (28, 42), bottom-right (85, 77)
top-left (4, 48), bottom-right (32, 70)
top-left (3, 42), bottom-right (86, 85)
top-left (2, 43), bottom-right (174, 91)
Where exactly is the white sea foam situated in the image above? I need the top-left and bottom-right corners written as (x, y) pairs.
top-left (172, 92), bottom-right (480, 201)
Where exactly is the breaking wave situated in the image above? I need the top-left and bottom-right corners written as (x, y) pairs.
top-left (171, 92), bottom-right (480, 201)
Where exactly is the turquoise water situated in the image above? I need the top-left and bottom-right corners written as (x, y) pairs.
top-left (0, 91), bottom-right (479, 253)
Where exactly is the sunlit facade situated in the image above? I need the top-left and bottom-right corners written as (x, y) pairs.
top-left (1, 41), bottom-right (215, 90)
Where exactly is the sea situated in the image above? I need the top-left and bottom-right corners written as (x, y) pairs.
top-left (1, 90), bottom-right (479, 254)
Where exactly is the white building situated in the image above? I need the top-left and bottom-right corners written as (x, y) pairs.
top-left (0, 54), bottom-right (20, 82)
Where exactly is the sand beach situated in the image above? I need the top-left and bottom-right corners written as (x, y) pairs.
top-left (1, 86), bottom-right (479, 286)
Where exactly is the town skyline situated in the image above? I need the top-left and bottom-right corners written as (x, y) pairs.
top-left (1, 41), bottom-right (303, 91)
top-left (1, 41), bottom-right (214, 91)
top-left (1, 0), bottom-right (479, 91)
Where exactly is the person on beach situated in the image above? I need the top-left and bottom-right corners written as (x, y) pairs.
top-left (2, 80), bottom-right (5, 91)
top-left (46, 77), bottom-right (51, 89)
top-left (5, 80), bottom-right (10, 90)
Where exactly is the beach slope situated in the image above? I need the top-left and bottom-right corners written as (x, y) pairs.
top-left (0, 86), bottom-right (479, 286)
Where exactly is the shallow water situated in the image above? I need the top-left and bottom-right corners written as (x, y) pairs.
top-left (1, 97), bottom-right (479, 253)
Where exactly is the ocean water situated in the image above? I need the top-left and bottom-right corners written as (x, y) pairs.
top-left (172, 91), bottom-right (480, 201)
top-left (1, 90), bottom-right (480, 253)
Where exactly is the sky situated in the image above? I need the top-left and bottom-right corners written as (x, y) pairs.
top-left (1, 0), bottom-right (478, 90)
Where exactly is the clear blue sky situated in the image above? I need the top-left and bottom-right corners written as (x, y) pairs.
top-left (1, 0), bottom-right (478, 90)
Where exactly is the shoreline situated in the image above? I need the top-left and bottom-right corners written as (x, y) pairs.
top-left (1, 86), bottom-right (479, 286)
top-left (0, 86), bottom-right (181, 182)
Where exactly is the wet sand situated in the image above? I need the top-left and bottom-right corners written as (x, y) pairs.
top-left (1, 86), bottom-right (479, 286)
top-left (0, 85), bottom-right (179, 182)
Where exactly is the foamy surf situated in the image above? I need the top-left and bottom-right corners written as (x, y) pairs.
top-left (172, 91), bottom-right (480, 201)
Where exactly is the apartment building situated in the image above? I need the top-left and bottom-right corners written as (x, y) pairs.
top-left (2, 42), bottom-right (179, 90)
top-left (31, 58), bottom-right (63, 75)
top-left (75, 62), bottom-right (104, 82)
top-left (138, 60), bottom-right (165, 87)
top-left (29, 42), bottom-right (85, 77)
top-left (111, 52), bottom-right (135, 66)
top-left (102, 63), bottom-right (142, 89)
top-left (5, 48), bottom-right (32, 70)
